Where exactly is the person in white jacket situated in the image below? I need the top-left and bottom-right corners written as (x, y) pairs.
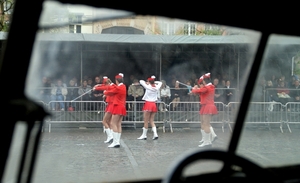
top-left (158, 80), bottom-right (171, 111)
top-left (137, 75), bottom-right (162, 140)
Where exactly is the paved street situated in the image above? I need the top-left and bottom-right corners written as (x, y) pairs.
top-left (3, 123), bottom-right (300, 183)
top-left (34, 126), bottom-right (232, 183)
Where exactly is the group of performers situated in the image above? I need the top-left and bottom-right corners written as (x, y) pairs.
top-left (93, 72), bottom-right (218, 148)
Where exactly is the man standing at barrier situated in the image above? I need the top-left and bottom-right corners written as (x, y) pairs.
top-left (159, 80), bottom-right (171, 112)
top-left (137, 75), bottom-right (162, 140)
top-left (192, 73), bottom-right (218, 148)
top-left (127, 79), bottom-right (144, 112)
top-left (93, 76), bottom-right (114, 144)
top-left (103, 73), bottom-right (127, 148)
top-left (213, 78), bottom-right (224, 111)
top-left (91, 76), bottom-right (104, 111)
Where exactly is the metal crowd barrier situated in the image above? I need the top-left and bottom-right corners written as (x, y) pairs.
top-left (126, 100), bottom-right (168, 131)
top-left (165, 101), bottom-right (227, 133)
top-left (225, 101), bottom-right (293, 133)
top-left (37, 100), bottom-right (300, 133)
top-left (46, 101), bottom-right (107, 132)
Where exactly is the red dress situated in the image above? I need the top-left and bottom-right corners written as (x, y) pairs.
top-left (104, 83), bottom-right (127, 116)
top-left (192, 83), bottom-right (218, 115)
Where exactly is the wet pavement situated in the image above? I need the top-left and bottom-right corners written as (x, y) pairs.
top-left (34, 126), bottom-right (232, 183)
top-left (4, 123), bottom-right (300, 183)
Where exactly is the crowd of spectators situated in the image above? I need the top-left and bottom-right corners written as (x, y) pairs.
top-left (254, 74), bottom-right (300, 111)
top-left (35, 72), bottom-right (300, 112)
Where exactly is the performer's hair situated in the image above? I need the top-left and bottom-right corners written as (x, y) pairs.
top-left (149, 80), bottom-right (155, 84)
top-left (203, 77), bottom-right (211, 84)
top-left (106, 78), bottom-right (112, 84)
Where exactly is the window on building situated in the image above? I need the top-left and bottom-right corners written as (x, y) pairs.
top-left (183, 23), bottom-right (196, 35)
top-left (69, 24), bottom-right (81, 33)
top-left (160, 22), bottom-right (176, 35)
top-left (69, 14), bottom-right (82, 33)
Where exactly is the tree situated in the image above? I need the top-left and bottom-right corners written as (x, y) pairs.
top-left (0, 0), bottom-right (14, 32)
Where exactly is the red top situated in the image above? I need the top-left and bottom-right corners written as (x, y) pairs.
top-left (192, 83), bottom-right (215, 105)
top-left (94, 83), bottom-right (114, 103)
top-left (94, 84), bottom-right (109, 91)
top-left (191, 83), bottom-right (218, 115)
top-left (104, 83), bottom-right (126, 106)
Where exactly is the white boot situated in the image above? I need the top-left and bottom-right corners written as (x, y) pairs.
top-left (137, 127), bottom-right (148, 140)
top-left (108, 132), bottom-right (120, 148)
top-left (199, 129), bottom-right (205, 143)
top-left (198, 132), bottom-right (212, 148)
top-left (115, 133), bottom-right (121, 146)
top-left (210, 126), bottom-right (218, 142)
top-left (104, 128), bottom-right (113, 143)
top-left (152, 126), bottom-right (158, 140)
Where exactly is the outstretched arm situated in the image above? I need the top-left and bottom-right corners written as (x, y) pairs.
top-left (93, 84), bottom-right (108, 91)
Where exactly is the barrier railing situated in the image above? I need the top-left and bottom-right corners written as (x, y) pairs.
top-left (225, 101), bottom-right (291, 133)
top-left (166, 101), bottom-right (227, 132)
top-left (38, 100), bottom-right (299, 133)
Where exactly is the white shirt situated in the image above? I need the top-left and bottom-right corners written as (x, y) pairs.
top-left (139, 80), bottom-right (162, 102)
top-left (160, 85), bottom-right (171, 98)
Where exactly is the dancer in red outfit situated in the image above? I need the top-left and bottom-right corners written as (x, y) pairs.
top-left (103, 73), bottom-right (127, 148)
top-left (191, 73), bottom-right (218, 148)
top-left (93, 76), bottom-right (115, 143)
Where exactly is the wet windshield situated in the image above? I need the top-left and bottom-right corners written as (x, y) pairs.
top-left (3, 0), bottom-right (300, 183)
top-left (236, 34), bottom-right (300, 167)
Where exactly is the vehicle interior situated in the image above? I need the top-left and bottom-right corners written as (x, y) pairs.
top-left (1, 1), bottom-right (300, 183)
